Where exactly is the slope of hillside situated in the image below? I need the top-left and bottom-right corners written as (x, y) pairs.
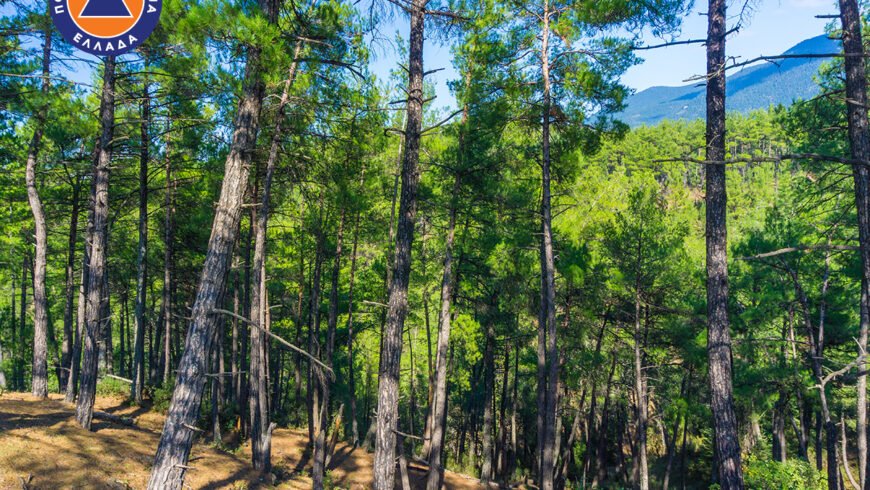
top-left (620, 34), bottom-right (839, 127)
top-left (0, 393), bottom-right (486, 489)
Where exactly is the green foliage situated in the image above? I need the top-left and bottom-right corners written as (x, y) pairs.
top-left (96, 377), bottom-right (130, 398)
top-left (151, 382), bottom-right (175, 414)
top-left (742, 456), bottom-right (826, 490)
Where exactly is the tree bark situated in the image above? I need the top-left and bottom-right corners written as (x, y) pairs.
top-left (313, 208), bottom-right (345, 488)
top-left (26, 19), bottom-right (52, 399)
top-left (425, 120), bottom-right (463, 490)
top-left (705, 0), bottom-right (744, 486)
top-left (372, 0), bottom-right (425, 486)
top-left (837, 1), bottom-right (870, 486)
top-left (788, 264), bottom-right (840, 490)
top-left (61, 176), bottom-right (81, 391)
top-left (146, 0), bottom-right (275, 480)
top-left (162, 142), bottom-right (174, 385)
top-left (480, 321), bottom-right (495, 484)
top-left (539, 2), bottom-right (559, 488)
top-left (249, 48), bottom-right (300, 473)
top-left (76, 56), bottom-right (116, 429)
top-left (66, 165), bottom-right (95, 403)
top-left (132, 79), bottom-right (150, 403)
top-left (633, 290), bottom-right (648, 490)
top-left (347, 208), bottom-right (362, 446)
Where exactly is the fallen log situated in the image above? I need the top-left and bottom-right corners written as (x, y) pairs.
top-left (93, 411), bottom-right (136, 427)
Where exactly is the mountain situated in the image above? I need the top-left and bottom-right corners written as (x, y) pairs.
top-left (619, 35), bottom-right (839, 127)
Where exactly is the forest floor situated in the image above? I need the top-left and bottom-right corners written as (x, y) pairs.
top-left (0, 392), bottom-right (486, 489)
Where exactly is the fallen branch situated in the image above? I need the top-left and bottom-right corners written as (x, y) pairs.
top-left (736, 244), bottom-right (859, 261)
top-left (93, 411), bottom-right (136, 427)
top-left (104, 374), bottom-right (133, 384)
top-left (211, 309), bottom-right (334, 379)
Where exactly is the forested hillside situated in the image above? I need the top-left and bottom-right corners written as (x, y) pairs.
top-left (2, 0), bottom-right (870, 489)
top-left (620, 34), bottom-right (839, 126)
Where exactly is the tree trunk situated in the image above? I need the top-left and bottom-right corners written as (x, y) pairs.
top-left (61, 176), bottom-right (81, 391)
top-left (162, 143), bottom-right (174, 385)
top-left (773, 392), bottom-right (788, 462)
top-left (705, 0), bottom-right (744, 486)
top-left (480, 321), bottom-right (495, 484)
top-left (248, 49), bottom-right (300, 473)
top-left (539, 2), bottom-right (559, 488)
top-left (837, 1), bottom-right (870, 486)
top-left (18, 256), bottom-right (27, 391)
top-left (347, 208), bottom-right (362, 446)
top-left (132, 79), bottom-right (150, 403)
top-left (633, 289), bottom-right (649, 490)
top-left (76, 56), bottom-right (116, 429)
top-left (313, 208), bottom-right (345, 488)
top-left (425, 123), bottom-right (463, 490)
top-left (789, 265), bottom-right (840, 490)
top-left (372, 0), bottom-right (425, 486)
top-left (307, 196), bottom-right (325, 449)
top-left (146, 1), bottom-right (275, 480)
top-left (26, 20), bottom-right (52, 399)
top-left (66, 167), bottom-right (95, 403)
top-left (596, 352), bottom-right (617, 487)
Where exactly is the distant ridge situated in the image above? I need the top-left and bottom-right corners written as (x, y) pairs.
top-left (619, 34), bottom-right (839, 127)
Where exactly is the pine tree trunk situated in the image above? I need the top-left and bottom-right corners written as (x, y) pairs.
top-left (634, 291), bottom-right (648, 490)
top-left (704, 0), bottom-right (744, 486)
top-left (307, 196), bottom-right (325, 448)
top-left (480, 321), bottom-right (495, 484)
top-left (250, 48), bottom-right (302, 473)
top-left (539, 2), bottom-right (559, 488)
top-left (102, 263), bottom-right (113, 375)
top-left (66, 170), bottom-right (94, 403)
top-left (372, 0), bottom-right (425, 486)
top-left (837, 1), bottom-right (870, 486)
top-left (425, 125), bottom-right (463, 490)
top-left (162, 144), bottom-right (174, 385)
top-left (347, 208), bottom-right (362, 446)
top-left (313, 208), bottom-right (345, 488)
top-left (26, 20), bottom-right (52, 399)
top-left (76, 56), bottom-right (116, 429)
top-left (146, 1), bottom-right (275, 479)
top-left (61, 177), bottom-right (81, 391)
top-left (132, 80), bottom-right (150, 402)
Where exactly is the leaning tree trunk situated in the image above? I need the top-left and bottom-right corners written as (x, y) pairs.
top-left (132, 79), bottom-right (150, 403)
top-left (26, 20), bottom-right (52, 399)
top-left (539, 2), bottom-right (559, 488)
top-left (837, 1), bottom-right (870, 485)
top-left (704, 0), bottom-right (744, 487)
top-left (372, 0), bottom-right (425, 487)
top-left (250, 45), bottom-right (302, 473)
top-left (425, 173), bottom-right (461, 490)
top-left (76, 56), bottom-right (116, 429)
top-left (146, 0), bottom-right (276, 482)
top-left (789, 265), bottom-right (841, 490)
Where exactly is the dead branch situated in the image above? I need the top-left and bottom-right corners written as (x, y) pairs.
top-left (211, 308), bottom-right (334, 379)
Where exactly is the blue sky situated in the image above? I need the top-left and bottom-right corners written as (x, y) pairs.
top-left (368, 0), bottom-right (836, 112)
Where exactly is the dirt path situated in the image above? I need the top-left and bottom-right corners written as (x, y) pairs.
top-left (0, 392), bottom-right (484, 489)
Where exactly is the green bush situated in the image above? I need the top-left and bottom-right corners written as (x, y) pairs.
top-left (95, 376), bottom-right (130, 397)
top-left (152, 382), bottom-right (174, 414)
top-left (742, 455), bottom-right (826, 490)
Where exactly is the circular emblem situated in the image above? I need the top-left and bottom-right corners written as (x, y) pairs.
top-left (50, 0), bottom-right (161, 56)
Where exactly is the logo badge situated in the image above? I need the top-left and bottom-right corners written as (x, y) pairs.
top-left (50, 0), bottom-right (161, 56)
